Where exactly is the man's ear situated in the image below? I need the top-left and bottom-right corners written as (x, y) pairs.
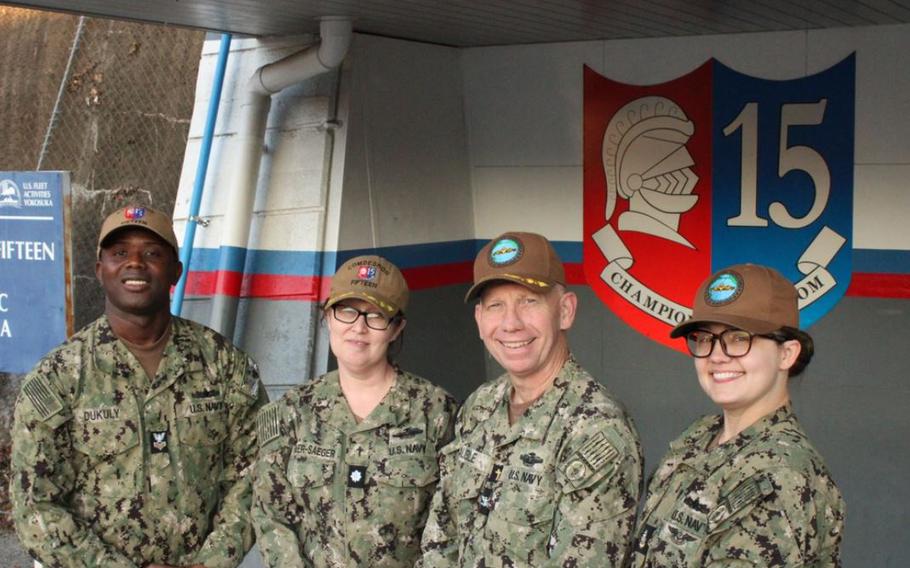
top-left (558, 291), bottom-right (577, 331)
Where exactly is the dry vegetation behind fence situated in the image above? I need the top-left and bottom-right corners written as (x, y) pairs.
top-left (0, 5), bottom-right (205, 534)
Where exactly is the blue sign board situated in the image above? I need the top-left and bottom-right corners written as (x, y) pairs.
top-left (0, 171), bottom-right (73, 374)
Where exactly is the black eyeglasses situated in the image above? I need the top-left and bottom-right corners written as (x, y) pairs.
top-left (331, 305), bottom-right (397, 330)
top-left (685, 329), bottom-right (778, 358)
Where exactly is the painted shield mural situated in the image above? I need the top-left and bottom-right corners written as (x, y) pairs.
top-left (583, 56), bottom-right (854, 352)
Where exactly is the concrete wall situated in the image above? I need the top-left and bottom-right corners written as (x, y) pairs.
top-left (173, 34), bottom-right (339, 401)
top-left (175, 33), bottom-right (485, 400)
top-left (335, 34), bottom-right (484, 399)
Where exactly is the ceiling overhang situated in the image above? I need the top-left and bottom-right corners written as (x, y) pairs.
top-left (4, 1), bottom-right (910, 47)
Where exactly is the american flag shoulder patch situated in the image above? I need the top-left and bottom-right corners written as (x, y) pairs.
top-left (22, 376), bottom-right (64, 421)
top-left (577, 431), bottom-right (621, 471)
top-left (257, 403), bottom-right (281, 447)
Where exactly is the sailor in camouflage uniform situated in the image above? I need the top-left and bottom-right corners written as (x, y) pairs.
top-left (10, 206), bottom-right (267, 568)
top-left (252, 255), bottom-right (457, 567)
top-left (419, 232), bottom-right (643, 567)
top-left (628, 264), bottom-right (844, 567)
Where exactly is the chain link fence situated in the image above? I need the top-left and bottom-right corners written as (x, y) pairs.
top-left (0, 5), bottom-right (205, 535)
top-left (35, 13), bottom-right (204, 331)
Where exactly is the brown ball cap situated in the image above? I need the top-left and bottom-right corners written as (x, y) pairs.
top-left (97, 205), bottom-right (179, 258)
top-left (325, 255), bottom-right (409, 317)
top-left (670, 263), bottom-right (799, 338)
top-left (464, 232), bottom-right (566, 302)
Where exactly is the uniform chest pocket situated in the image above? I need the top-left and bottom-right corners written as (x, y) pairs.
top-left (486, 483), bottom-right (556, 560)
top-left (376, 455), bottom-right (439, 488)
top-left (287, 455), bottom-right (336, 489)
top-left (441, 445), bottom-right (487, 528)
top-left (445, 441), bottom-right (491, 496)
top-left (72, 417), bottom-right (140, 497)
top-left (654, 516), bottom-right (708, 561)
top-left (371, 455), bottom-right (440, 531)
top-left (177, 397), bottom-right (228, 446)
top-left (73, 416), bottom-right (140, 457)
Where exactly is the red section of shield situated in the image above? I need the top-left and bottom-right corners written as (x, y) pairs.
top-left (583, 63), bottom-right (713, 352)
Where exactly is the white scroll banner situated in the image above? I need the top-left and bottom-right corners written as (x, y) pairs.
top-left (794, 225), bottom-right (846, 309)
top-left (593, 223), bottom-right (846, 325)
top-left (592, 224), bottom-right (693, 326)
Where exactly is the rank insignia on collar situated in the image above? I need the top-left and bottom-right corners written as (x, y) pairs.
top-left (348, 465), bottom-right (367, 488)
top-left (150, 430), bottom-right (168, 453)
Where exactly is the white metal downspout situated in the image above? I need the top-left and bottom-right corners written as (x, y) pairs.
top-left (210, 17), bottom-right (352, 338)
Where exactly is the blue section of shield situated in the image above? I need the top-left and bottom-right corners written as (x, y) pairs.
top-left (0, 171), bottom-right (70, 373)
top-left (711, 55), bottom-right (854, 328)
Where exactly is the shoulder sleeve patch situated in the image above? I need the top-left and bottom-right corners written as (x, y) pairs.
top-left (708, 475), bottom-right (775, 529)
top-left (22, 376), bottom-right (64, 421)
top-left (578, 431), bottom-right (620, 470)
top-left (256, 403), bottom-right (281, 447)
top-left (560, 431), bottom-right (623, 490)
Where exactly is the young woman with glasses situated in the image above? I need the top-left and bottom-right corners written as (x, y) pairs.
top-left (627, 263), bottom-right (844, 567)
top-left (252, 255), bottom-right (457, 567)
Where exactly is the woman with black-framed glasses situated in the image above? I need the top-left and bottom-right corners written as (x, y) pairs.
top-left (628, 263), bottom-right (844, 567)
top-left (252, 255), bottom-right (457, 567)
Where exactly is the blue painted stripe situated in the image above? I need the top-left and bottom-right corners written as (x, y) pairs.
top-left (335, 240), bottom-right (479, 270)
top-left (551, 241), bottom-right (583, 264)
top-left (187, 240), bottom-right (484, 275)
top-left (329, 240), bottom-right (583, 271)
top-left (187, 247), bottom-right (328, 275)
top-left (184, 241), bottom-right (905, 276)
top-left (853, 249), bottom-right (910, 274)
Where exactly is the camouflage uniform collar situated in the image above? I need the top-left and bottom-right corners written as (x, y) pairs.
top-left (464, 379), bottom-right (510, 429)
top-left (492, 356), bottom-right (577, 443)
top-left (305, 370), bottom-right (352, 429)
top-left (91, 316), bottom-right (203, 399)
top-left (319, 369), bottom-right (411, 434)
top-left (674, 405), bottom-right (798, 473)
top-left (152, 317), bottom-right (206, 396)
top-left (357, 370), bottom-right (412, 431)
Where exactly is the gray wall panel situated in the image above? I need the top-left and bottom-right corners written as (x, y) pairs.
top-left (794, 297), bottom-right (909, 566)
top-left (234, 298), bottom-right (322, 390)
